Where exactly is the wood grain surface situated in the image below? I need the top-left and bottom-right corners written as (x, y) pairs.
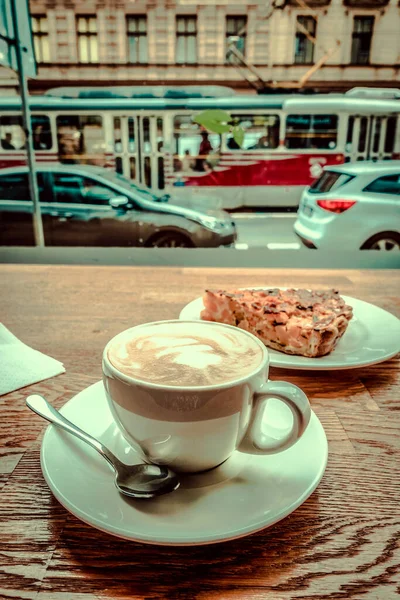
top-left (0, 265), bottom-right (399, 600)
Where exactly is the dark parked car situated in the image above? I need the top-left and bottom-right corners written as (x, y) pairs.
top-left (0, 164), bottom-right (237, 247)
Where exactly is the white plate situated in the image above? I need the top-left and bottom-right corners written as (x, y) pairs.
top-left (40, 381), bottom-right (327, 546)
top-left (179, 292), bottom-right (400, 370)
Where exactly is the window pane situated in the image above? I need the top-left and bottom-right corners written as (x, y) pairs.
top-left (138, 37), bottom-right (147, 63)
top-left (33, 37), bottom-right (41, 62)
top-left (173, 115), bottom-right (220, 173)
top-left (176, 35), bottom-right (185, 63)
top-left (32, 115), bottom-right (52, 150)
top-left (115, 156), bottom-right (123, 174)
top-left (144, 156), bottom-right (151, 187)
top-left (56, 115), bottom-right (103, 163)
top-left (227, 115), bottom-right (280, 150)
top-left (77, 18), bottom-right (87, 33)
top-left (88, 18), bottom-right (97, 33)
top-left (285, 114), bottom-right (337, 149)
top-left (158, 157), bottom-right (165, 189)
top-left (130, 157), bottom-right (136, 180)
top-left (177, 18), bottom-right (186, 33)
top-left (89, 36), bottom-right (98, 62)
top-left (186, 17), bottom-right (197, 33)
top-left (41, 38), bottom-right (50, 62)
top-left (358, 117), bottom-right (368, 152)
top-left (31, 17), bottom-right (39, 33)
top-left (128, 36), bottom-right (137, 62)
top-left (0, 116), bottom-right (26, 150)
top-left (78, 36), bottom-right (88, 63)
top-left (186, 35), bottom-right (197, 63)
top-left (372, 118), bottom-right (381, 153)
top-left (365, 175), bottom-right (400, 195)
top-left (138, 17), bottom-right (147, 33)
top-left (385, 117), bottom-right (397, 153)
top-left (309, 172), bottom-right (354, 193)
top-left (0, 174), bottom-right (29, 200)
top-left (128, 117), bottom-right (136, 152)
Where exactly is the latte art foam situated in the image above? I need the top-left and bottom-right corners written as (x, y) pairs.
top-left (107, 322), bottom-right (264, 387)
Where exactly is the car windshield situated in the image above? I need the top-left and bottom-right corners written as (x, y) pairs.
top-left (99, 170), bottom-right (160, 202)
top-left (309, 171), bottom-right (354, 194)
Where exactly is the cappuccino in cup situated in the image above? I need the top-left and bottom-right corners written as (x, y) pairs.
top-left (107, 321), bottom-right (264, 388)
top-left (103, 320), bottom-right (311, 473)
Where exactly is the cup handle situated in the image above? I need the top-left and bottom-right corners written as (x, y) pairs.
top-left (238, 380), bottom-right (312, 455)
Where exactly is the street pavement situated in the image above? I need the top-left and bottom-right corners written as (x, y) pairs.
top-left (232, 212), bottom-right (300, 249)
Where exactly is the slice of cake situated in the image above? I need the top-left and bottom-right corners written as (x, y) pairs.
top-left (201, 288), bottom-right (353, 357)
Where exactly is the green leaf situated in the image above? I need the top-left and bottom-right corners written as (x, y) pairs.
top-left (194, 109), bottom-right (232, 134)
top-left (232, 126), bottom-right (245, 148)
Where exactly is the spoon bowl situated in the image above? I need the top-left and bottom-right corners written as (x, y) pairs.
top-left (26, 394), bottom-right (180, 499)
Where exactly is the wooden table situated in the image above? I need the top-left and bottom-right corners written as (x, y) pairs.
top-left (1, 265), bottom-right (399, 600)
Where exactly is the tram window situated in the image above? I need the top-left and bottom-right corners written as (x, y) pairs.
top-left (158, 157), bottom-right (165, 189)
top-left (346, 116), bottom-right (354, 147)
top-left (227, 115), bottom-right (279, 150)
top-left (285, 114), bottom-right (338, 150)
top-left (114, 117), bottom-right (122, 153)
top-left (384, 117), bottom-right (397, 154)
top-left (56, 115), bottom-right (104, 164)
top-left (128, 117), bottom-right (136, 152)
top-left (0, 116), bottom-right (26, 150)
top-left (372, 117), bottom-right (381, 153)
top-left (115, 156), bottom-right (123, 174)
top-left (358, 117), bottom-right (368, 153)
top-left (32, 115), bottom-right (52, 150)
top-left (144, 156), bottom-right (151, 187)
top-left (142, 117), bottom-right (150, 153)
top-left (157, 118), bottom-right (164, 152)
top-left (130, 157), bottom-right (136, 180)
top-left (173, 115), bottom-right (220, 173)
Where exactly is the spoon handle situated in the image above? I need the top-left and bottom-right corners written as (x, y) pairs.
top-left (26, 394), bottom-right (120, 471)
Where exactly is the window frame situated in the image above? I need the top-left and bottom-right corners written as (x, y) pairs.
top-left (225, 15), bottom-right (247, 62)
top-left (126, 15), bottom-right (148, 65)
top-left (31, 15), bottom-right (50, 64)
top-left (175, 16), bottom-right (198, 65)
top-left (294, 16), bottom-right (317, 65)
top-left (350, 16), bottom-right (374, 66)
top-left (76, 15), bottom-right (99, 64)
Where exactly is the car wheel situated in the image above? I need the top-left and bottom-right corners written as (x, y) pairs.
top-left (361, 232), bottom-right (400, 251)
top-left (146, 232), bottom-right (194, 248)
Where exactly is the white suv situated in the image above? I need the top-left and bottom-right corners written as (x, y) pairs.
top-left (294, 162), bottom-right (400, 251)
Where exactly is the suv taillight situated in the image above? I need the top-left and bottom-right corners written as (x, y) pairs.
top-left (317, 199), bottom-right (357, 214)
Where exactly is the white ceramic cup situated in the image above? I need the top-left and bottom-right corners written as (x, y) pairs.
top-left (102, 320), bottom-right (312, 473)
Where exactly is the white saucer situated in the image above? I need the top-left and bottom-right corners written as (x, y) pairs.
top-left (179, 293), bottom-right (400, 370)
top-left (40, 381), bottom-right (328, 546)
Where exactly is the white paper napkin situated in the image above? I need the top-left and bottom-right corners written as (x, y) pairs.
top-left (0, 324), bottom-right (65, 396)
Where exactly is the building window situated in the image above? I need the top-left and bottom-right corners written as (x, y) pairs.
top-left (225, 16), bottom-right (247, 61)
top-left (294, 16), bottom-right (316, 65)
top-left (176, 17), bottom-right (197, 64)
top-left (351, 17), bottom-right (374, 65)
top-left (31, 16), bottom-right (50, 63)
top-left (77, 16), bottom-right (98, 64)
top-left (126, 16), bottom-right (147, 64)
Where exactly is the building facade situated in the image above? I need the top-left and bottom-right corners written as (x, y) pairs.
top-left (0, 0), bottom-right (399, 95)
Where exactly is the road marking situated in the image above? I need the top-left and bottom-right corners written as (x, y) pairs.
top-left (232, 213), bottom-right (297, 220)
top-left (267, 242), bottom-right (301, 250)
top-left (234, 243), bottom-right (249, 250)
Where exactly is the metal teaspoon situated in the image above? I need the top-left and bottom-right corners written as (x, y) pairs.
top-left (26, 394), bottom-right (180, 499)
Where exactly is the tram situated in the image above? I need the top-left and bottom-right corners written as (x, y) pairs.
top-left (0, 86), bottom-right (399, 209)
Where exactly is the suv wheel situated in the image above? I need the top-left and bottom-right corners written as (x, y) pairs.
top-left (361, 232), bottom-right (400, 251)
